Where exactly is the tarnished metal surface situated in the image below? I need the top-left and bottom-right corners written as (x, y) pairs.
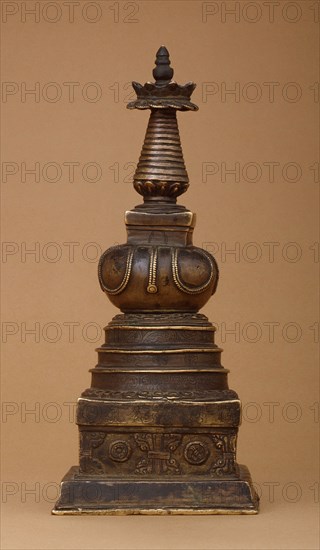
top-left (53, 47), bottom-right (259, 515)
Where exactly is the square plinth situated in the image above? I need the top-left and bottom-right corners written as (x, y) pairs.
top-left (52, 465), bottom-right (259, 515)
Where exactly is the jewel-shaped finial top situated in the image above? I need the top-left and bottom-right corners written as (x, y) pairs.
top-left (152, 46), bottom-right (174, 86)
top-left (127, 46), bottom-right (198, 111)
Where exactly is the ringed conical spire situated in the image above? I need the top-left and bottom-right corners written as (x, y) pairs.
top-left (133, 109), bottom-right (189, 199)
top-left (127, 46), bottom-right (198, 201)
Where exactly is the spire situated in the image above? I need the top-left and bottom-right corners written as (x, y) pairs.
top-left (133, 109), bottom-right (189, 200)
top-left (127, 47), bottom-right (198, 202)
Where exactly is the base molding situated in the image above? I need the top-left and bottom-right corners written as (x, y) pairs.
top-left (52, 464), bottom-right (259, 515)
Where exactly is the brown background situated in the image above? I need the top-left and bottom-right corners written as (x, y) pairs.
top-left (1, 1), bottom-right (319, 548)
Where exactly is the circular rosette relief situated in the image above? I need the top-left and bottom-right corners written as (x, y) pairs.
top-left (108, 440), bottom-right (132, 462)
top-left (184, 441), bottom-right (210, 465)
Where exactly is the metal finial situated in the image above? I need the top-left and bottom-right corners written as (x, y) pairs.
top-left (127, 47), bottom-right (198, 112)
top-left (152, 46), bottom-right (174, 86)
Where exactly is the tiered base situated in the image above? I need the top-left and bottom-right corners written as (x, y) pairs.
top-left (53, 313), bottom-right (259, 515)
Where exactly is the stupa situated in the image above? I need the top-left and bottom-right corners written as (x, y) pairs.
top-left (53, 46), bottom-right (259, 515)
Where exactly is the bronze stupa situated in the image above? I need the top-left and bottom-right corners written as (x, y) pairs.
top-left (53, 46), bottom-right (259, 515)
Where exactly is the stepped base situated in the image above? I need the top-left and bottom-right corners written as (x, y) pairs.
top-left (52, 465), bottom-right (259, 515)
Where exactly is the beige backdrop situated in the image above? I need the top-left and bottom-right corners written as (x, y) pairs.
top-left (1, 1), bottom-right (319, 549)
